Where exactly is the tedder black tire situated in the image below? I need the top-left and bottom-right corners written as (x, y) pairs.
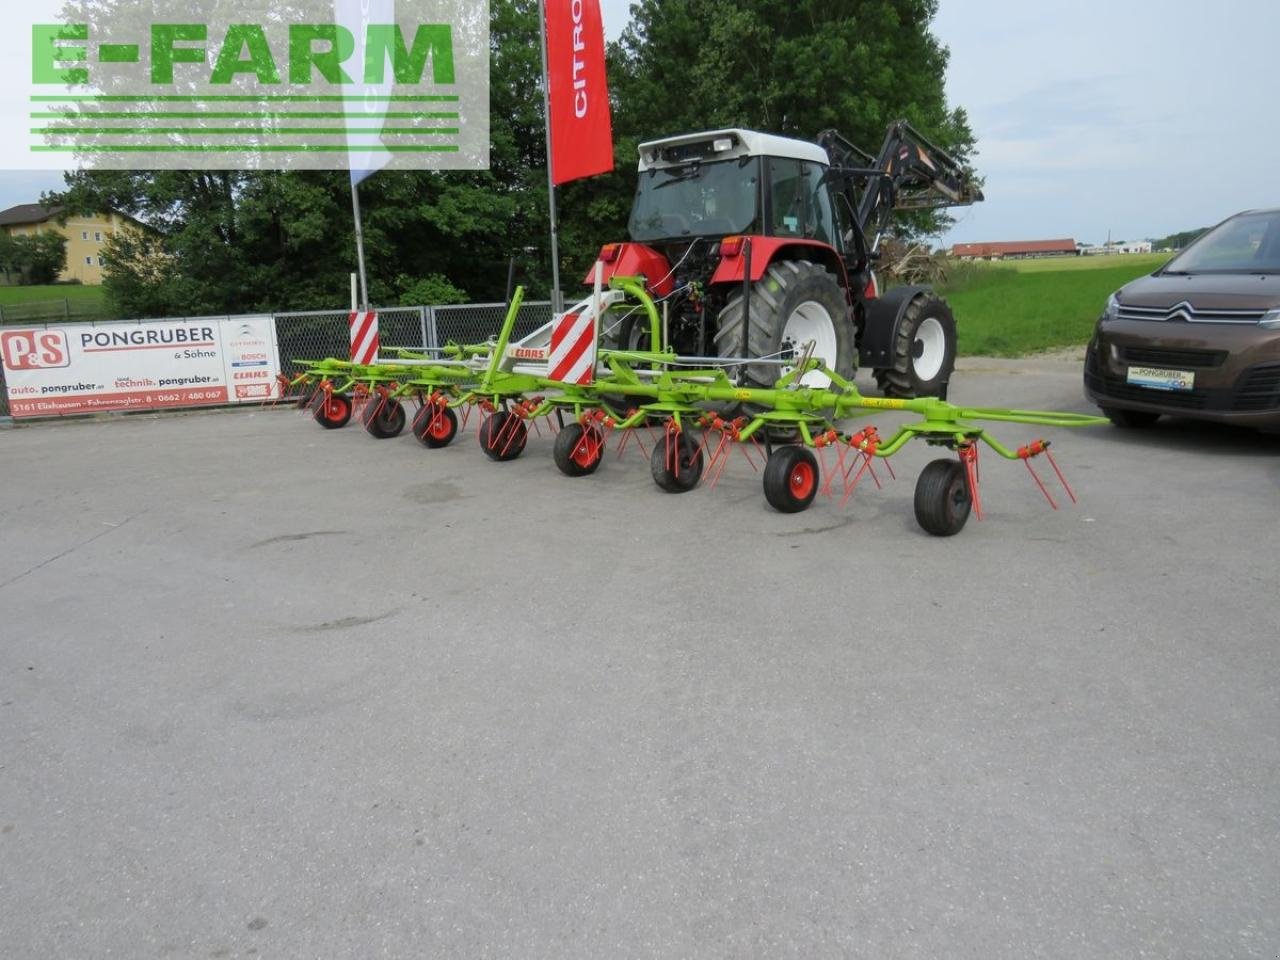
top-left (364, 398), bottom-right (406, 439)
top-left (713, 259), bottom-right (855, 395)
top-left (479, 411), bottom-right (528, 461)
top-left (763, 445), bottom-right (820, 513)
top-left (313, 393), bottom-right (352, 429)
top-left (553, 423), bottom-right (606, 477)
top-left (1102, 406), bottom-right (1161, 428)
top-left (413, 405), bottom-right (459, 448)
top-left (650, 432), bottom-right (704, 493)
top-left (873, 293), bottom-right (957, 399)
top-left (913, 458), bottom-right (973, 537)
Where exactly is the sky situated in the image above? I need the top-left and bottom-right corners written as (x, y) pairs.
top-left (5, 0), bottom-right (1278, 248)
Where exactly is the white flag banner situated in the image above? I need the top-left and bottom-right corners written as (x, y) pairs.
top-left (335, 0), bottom-right (396, 185)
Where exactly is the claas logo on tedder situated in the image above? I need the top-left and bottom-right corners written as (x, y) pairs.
top-left (2, 330), bottom-right (70, 370)
top-left (32, 21), bottom-right (455, 87)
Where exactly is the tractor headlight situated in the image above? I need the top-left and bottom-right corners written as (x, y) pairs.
top-left (1261, 307), bottom-right (1280, 329)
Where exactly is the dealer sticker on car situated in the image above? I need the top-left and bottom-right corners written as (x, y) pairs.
top-left (1127, 366), bottom-right (1195, 392)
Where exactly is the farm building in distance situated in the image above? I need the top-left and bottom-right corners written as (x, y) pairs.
top-left (1078, 240), bottom-right (1154, 255)
top-left (951, 239), bottom-right (1077, 260)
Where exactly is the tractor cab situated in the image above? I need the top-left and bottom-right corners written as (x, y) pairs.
top-left (628, 129), bottom-right (841, 251)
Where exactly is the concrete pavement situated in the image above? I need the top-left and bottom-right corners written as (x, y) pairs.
top-left (1, 357), bottom-right (1278, 958)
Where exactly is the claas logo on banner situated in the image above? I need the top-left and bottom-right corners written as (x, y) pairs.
top-left (1, 330), bottom-right (69, 370)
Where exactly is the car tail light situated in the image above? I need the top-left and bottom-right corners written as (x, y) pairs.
top-left (863, 271), bottom-right (879, 300)
top-left (599, 243), bottom-right (621, 263)
top-left (720, 236), bottom-right (744, 257)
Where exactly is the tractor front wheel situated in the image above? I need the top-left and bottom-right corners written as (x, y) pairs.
top-left (763, 445), bottom-right (820, 513)
top-left (873, 294), bottom-right (957, 399)
top-left (913, 458), bottom-right (973, 536)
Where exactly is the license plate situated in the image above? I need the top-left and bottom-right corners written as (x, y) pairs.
top-left (1127, 366), bottom-right (1195, 392)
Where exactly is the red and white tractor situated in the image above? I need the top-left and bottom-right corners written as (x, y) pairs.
top-left (586, 121), bottom-right (982, 398)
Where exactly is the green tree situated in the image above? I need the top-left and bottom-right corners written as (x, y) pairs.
top-left (8, 232), bottom-right (69, 285)
top-left (0, 233), bottom-right (19, 285)
top-left (47, 0), bottom-right (974, 317)
top-left (609, 0), bottom-right (976, 237)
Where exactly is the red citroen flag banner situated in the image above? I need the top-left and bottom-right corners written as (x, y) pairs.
top-left (544, 0), bottom-right (614, 185)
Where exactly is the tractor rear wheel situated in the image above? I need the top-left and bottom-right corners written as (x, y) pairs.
top-left (913, 458), bottom-right (973, 536)
top-left (873, 293), bottom-right (957, 399)
top-left (714, 259), bottom-right (854, 392)
top-left (763, 445), bottom-right (820, 513)
top-left (479, 411), bottom-right (528, 461)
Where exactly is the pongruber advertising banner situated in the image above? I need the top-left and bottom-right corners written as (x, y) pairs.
top-left (0, 317), bottom-right (280, 418)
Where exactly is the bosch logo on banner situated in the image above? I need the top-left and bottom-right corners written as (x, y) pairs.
top-left (1, 330), bottom-right (69, 370)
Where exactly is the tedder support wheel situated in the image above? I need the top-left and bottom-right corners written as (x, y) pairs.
top-left (313, 393), bottom-right (352, 429)
top-left (554, 423), bottom-right (606, 477)
top-left (650, 431), bottom-right (704, 492)
top-left (413, 405), bottom-right (459, 448)
top-left (763, 445), bottom-right (820, 513)
top-left (714, 259), bottom-right (854, 394)
top-left (873, 293), bottom-right (957, 399)
top-left (1101, 406), bottom-right (1161, 428)
top-left (364, 398), bottom-right (407, 439)
top-left (913, 458), bottom-right (973, 537)
top-left (479, 411), bottom-right (528, 461)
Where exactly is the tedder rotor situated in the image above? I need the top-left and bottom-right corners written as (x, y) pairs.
top-left (282, 265), bottom-right (1106, 537)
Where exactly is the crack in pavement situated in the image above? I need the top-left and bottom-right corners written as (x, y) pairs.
top-left (0, 508), bottom-right (151, 593)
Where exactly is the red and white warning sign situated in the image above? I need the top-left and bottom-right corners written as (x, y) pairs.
top-left (548, 311), bottom-right (597, 385)
top-left (349, 310), bottom-right (379, 365)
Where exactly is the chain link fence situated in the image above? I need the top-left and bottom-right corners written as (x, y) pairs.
top-left (274, 307), bottom-right (430, 377)
top-left (1, 301), bottom-right (556, 419)
top-left (434, 301), bottom-right (554, 347)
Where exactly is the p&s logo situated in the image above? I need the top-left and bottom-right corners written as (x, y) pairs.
top-left (1, 330), bottom-right (70, 370)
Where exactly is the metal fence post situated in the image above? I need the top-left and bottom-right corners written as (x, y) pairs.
top-left (418, 306), bottom-right (429, 352)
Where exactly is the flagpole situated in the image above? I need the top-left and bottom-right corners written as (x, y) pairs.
top-left (536, 0), bottom-right (563, 315)
top-left (350, 178), bottom-right (371, 311)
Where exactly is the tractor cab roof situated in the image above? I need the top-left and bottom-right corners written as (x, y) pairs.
top-left (637, 129), bottom-right (829, 172)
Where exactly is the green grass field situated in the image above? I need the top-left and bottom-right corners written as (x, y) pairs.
top-left (940, 254), bottom-right (1171, 356)
top-left (0, 284), bottom-right (107, 321)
